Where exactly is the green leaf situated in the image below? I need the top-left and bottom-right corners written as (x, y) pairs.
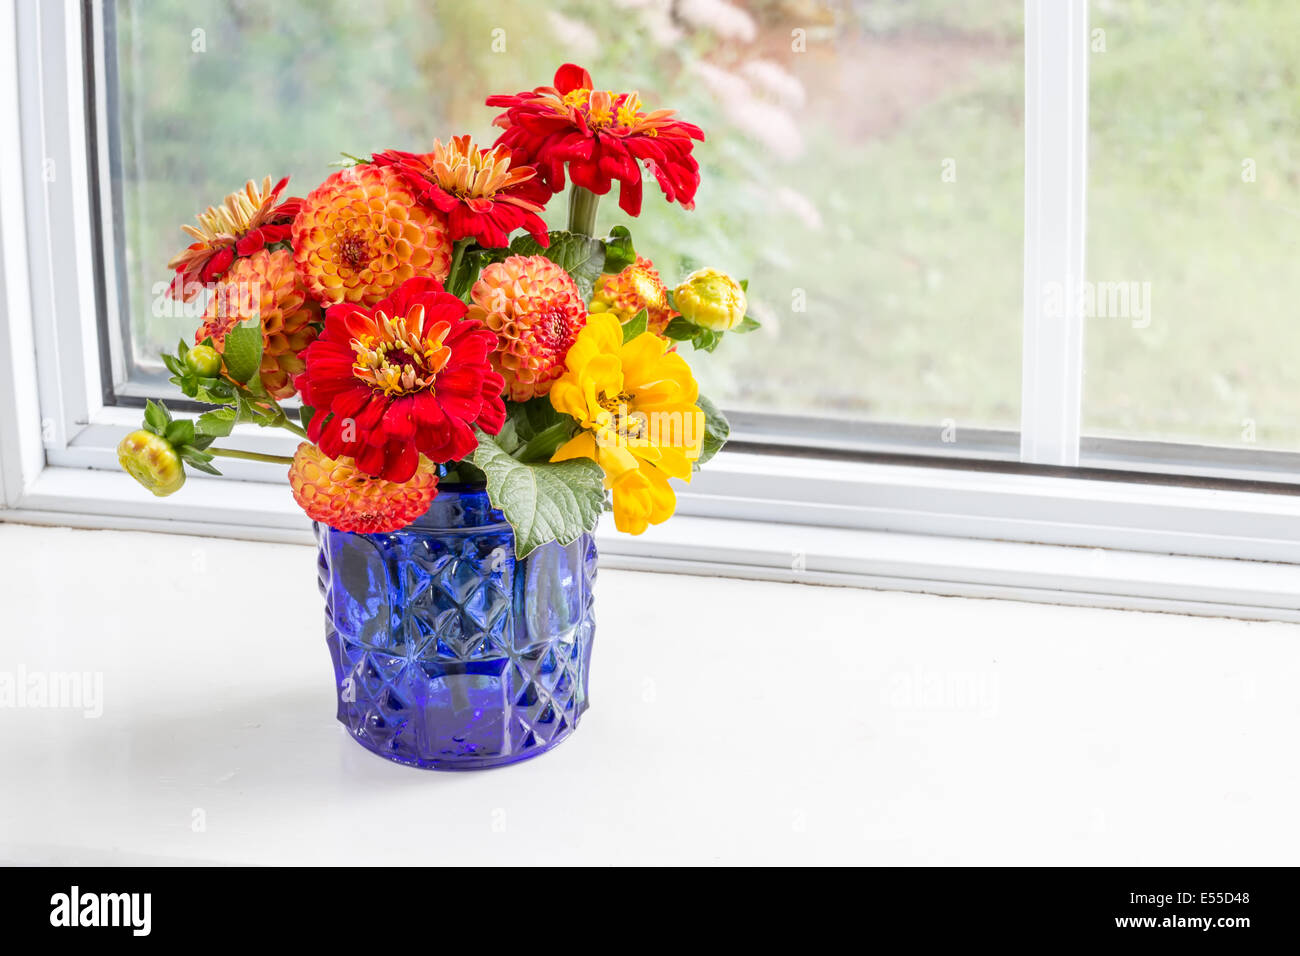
top-left (176, 338), bottom-right (190, 360)
top-left (186, 459), bottom-right (223, 476)
top-left (514, 420), bottom-right (577, 463)
top-left (495, 397), bottom-right (575, 457)
top-left (511, 230), bottom-right (605, 300)
top-left (470, 428), bottom-right (604, 558)
top-left (622, 308), bottom-right (649, 342)
top-left (161, 353), bottom-right (184, 377)
top-left (236, 394), bottom-right (275, 425)
top-left (143, 399), bottom-right (171, 435)
top-left (695, 393), bottom-right (729, 467)
top-left (739, 278), bottom-right (749, 292)
top-left (178, 446), bottom-right (222, 476)
top-left (196, 407), bottom-right (237, 439)
top-left (602, 225), bottom-right (636, 274)
top-left (192, 380), bottom-right (237, 405)
top-left (332, 151), bottom-right (368, 167)
top-left (692, 329), bottom-right (721, 353)
top-left (299, 404), bottom-right (316, 433)
top-left (733, 315), bottom-right (762, 333)
top-left (163, 419), bottom-right (195, 448)
top-left (662, 316), bottom-right (699, 341)
top-left (221, 322), bottom-right (263, 385)
top-left (442, 458), bottom-right (487, 485)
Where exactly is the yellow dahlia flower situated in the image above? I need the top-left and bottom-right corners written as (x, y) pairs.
top-left (548, 313), bottom-right (703, 534)
top-left (589, 256), bottom-right (678, 335)
top-left (292, 164), bottom-right (453, 308)
top-left (467, 254), bottom-right (588, 401)
top-left (288, 443), bottom-right (439, 533)
top-left (673, 267), bottom-right (747, 331)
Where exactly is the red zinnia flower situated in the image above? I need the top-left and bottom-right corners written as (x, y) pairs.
top-left (371, 135), bottom-right (550, 248)
top-left (167, 176), bottom-right (301, 301)
top-left (487, 63), bottom-right (705, 217)
top-left (295, 277), bottom-right (506, 483)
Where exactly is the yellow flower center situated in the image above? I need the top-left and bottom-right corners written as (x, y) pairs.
top-left (425, 135), bottom-right (530, 200)
top-left (562, 89), bottom-right (591, 110)
top-left (596, 389), bottom-right (647, 441)
top-left (561, 88), bottom-right (644, 131)
top-left (351, 306), bottom-right (453, 396)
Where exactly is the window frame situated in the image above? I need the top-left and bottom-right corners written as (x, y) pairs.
top-left (3, 0), bottom-right (1300, 622)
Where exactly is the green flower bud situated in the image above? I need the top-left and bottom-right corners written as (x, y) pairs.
top-left (117, 429), bottom-right (186, 497)
top-left (673, 268), bottom-right (747, 332)
top-left (185, 344), bottom-right (222, 377)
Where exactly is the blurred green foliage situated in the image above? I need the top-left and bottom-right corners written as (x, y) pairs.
top-left (1085, 0), bottom-right (1300, 448)
top-left (114, 0), bottom-right (1298, 449)
top-left (116, 0), bottom-right (1024, 433)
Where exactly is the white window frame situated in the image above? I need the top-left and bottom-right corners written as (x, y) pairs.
top-left (4, 0), bottom-right (1300, 622)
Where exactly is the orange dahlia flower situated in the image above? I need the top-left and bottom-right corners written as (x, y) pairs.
top-left (371, 136), bottom-right (550, 248)
top-left (295, 277), bottom-right (506, 483)
top-left (467, 255), bottom-right (588, 401)
top-left (195, 248), bottom-right (320, 400)
top-left (487, 63), bottom-right (704, 216)
top-left (589, 256), bottom-right (678, 335)
top-left (288, 442), bottom-right (438, 533)
top-left (167, 176), bottom-right (301, 301)
top-left (292, 164), bottom-right (453, 308)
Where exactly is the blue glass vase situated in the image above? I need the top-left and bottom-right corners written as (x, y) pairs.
top-left (315, 483), bottom-right (597, 770)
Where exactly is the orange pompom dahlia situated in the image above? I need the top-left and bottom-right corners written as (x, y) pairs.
top-left (292, 164), bottom-right (453, 308)
top-left (589, 256), bottom-right (678, 334)
top-left (196, 248), bottom-right (320, 399)
top-left (467, 255), bottom-right (588, 401)
top-left (288, 442), bottom-right (438, 533)
top-left (167, 176), bottom-right (301, 301)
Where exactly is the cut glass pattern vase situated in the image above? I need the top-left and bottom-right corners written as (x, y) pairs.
top-left (315, 483), bottom-right (597, 770)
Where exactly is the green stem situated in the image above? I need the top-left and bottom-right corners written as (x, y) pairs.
top-left (447, 237), bottom-right (473, 296)
top-left (232, 384), bottom-right (309, 439)
top-left (275, 415), bottom-right (309, 439)
top-left (515, 421), bottom-right (576, 463)
top-left (567, 185), bottom-right (600, 237)
top-left (209, 446), bottom-right (295, 465)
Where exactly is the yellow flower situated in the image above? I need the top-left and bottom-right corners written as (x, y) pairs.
top-left (673, 268), bottom-right (747, 331)
top-left (117, 430), bottom-right (185, 497)
top-left (549, 314), bottom-right (704, 534)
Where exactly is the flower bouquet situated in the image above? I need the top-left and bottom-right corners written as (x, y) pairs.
top-left (117, 64), bottom-right (757, 769)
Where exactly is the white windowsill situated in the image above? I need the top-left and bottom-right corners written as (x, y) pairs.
top-left (4, 463), bottom-right (1300, 623)
top-left (1, 522), bottom-right (1296, 866)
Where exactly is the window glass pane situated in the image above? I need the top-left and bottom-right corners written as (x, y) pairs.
top-left (1085, 0), bottom-right (1300, 451)
top-left (111, 0), bottom-right (1023, 433)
